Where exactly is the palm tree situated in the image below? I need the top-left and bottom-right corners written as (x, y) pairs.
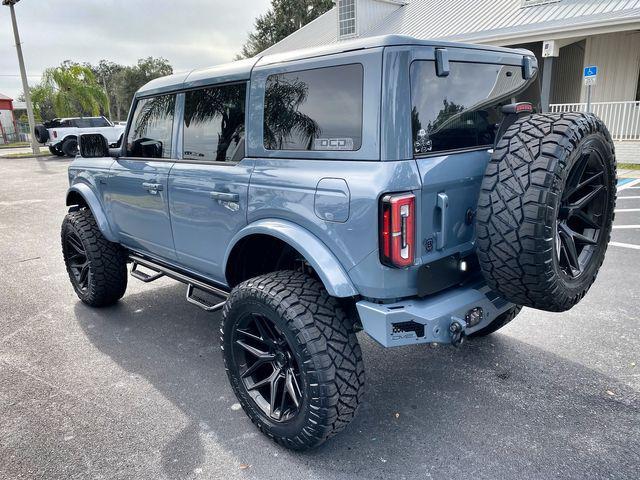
top-left (263, 75), bottom-right (320, 150)
top-left (42, 62), bottom-right (109, 118)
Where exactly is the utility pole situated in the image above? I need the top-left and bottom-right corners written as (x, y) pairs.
top-left (3, 0), bottom-right (40, 154)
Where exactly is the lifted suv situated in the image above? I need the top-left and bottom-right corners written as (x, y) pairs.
top-left (34, 116), bottom-right (125, 157)
top-left (61, 35), bottom-right (616, 450)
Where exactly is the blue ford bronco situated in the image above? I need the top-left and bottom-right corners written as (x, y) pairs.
top-left (62, 35), bottom-right (617, 450)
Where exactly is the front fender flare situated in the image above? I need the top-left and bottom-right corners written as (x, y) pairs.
top-left (224, 219), bottom-right (359, 298)
top-left (66, 183), bottom-right (117, 242)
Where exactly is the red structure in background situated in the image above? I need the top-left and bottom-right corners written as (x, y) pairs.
top-left (0, 93), bottom-right (18, 144)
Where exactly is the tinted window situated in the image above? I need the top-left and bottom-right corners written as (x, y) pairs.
top-left (264, 64), bottom-right (363, 151)
top-left (183, 83), bottom-right (246, 162)
top-left (126, 94), bottom-right (176, 158)
top-left (89, 117), bottom-right (110, 127)
top-left (410, 61), bottom-right (537, 155)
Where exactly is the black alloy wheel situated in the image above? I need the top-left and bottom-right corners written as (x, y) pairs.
top-left (64, 230), bottom-right (91, 292)
top-left (556, 147), bottom-right (608, 279)
top-left (231, 312), bottom-right (303, 422)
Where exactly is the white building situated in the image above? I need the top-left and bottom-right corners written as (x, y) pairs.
top-left (264, 0), bottom-right (640, 161)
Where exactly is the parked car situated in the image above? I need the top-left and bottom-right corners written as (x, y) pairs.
top-left (34, 116), bottom-right (125, 157)
top-left (61, 35), bottom-right (617, 450)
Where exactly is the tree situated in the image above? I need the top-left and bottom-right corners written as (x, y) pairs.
top-left (40, 62), bottom-right (109, 118)
top-left (19, 86), bottom-right (55, 122)
top-left (89, 60), bottom-right (125, 121)
top-left (239, 0), bottom-right (334, 58)
top-left (263, 75), bottom-right (320, 149)
top-left (115, 57), bottom-right (173, 120)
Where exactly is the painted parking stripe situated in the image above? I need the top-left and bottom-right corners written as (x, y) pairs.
top-left (615, 208), bottom-right (640, 213)
top-left (618, 178), bottom-right (640, 191)
top-left (618, 178), bottom-right (635, 187)
top-left (617, 196), bottom-right (640, 200)
top-left (610, 241), bottom-right (640, 251)
top-left (612, 225), bottom-right (640, 229)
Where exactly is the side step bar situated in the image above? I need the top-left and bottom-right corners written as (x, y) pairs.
top-left (129, 254), bottom-right (229, 312)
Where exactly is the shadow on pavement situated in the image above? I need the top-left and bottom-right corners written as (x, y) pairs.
top-left (74, 284), bottom-right (639, 480)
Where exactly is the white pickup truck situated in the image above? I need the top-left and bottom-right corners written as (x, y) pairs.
top-left (34, 116), bottom-right (125, 157)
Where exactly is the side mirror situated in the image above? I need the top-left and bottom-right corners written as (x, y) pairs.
top-left (79, 133), bottom-right (109, 158)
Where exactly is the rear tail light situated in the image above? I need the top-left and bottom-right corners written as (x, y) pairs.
top-left (380, 193), bottom-right (416, 268)
top-left (53, 130), bottom-right (57, 138)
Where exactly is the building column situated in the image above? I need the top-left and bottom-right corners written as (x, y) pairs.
top-left (541, 57), bottom-right (554, 112)
top-left (540, 40), bottom-right (559, 112)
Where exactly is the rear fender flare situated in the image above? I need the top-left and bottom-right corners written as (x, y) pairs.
top-left (66, 183), bottom-right (117, 242)
top-left (224, 219), bottom-right (358, 298)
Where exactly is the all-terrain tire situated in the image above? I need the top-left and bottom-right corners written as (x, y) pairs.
top-left (62, 137), bottom-right (79, 157)
top-left (221, 270), bottom-right (365, 450)
top-left (476, 113), bottom-right (616, 312)
top-left (61, 209), bottom-right (127, 307)
top-left (34, 125), bottom-right (49, 143)
top-left (49, 144), bottom-right (64, 156)
top-left (468, 305), bottom-right (522, 338)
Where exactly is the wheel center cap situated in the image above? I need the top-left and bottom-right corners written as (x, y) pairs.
top-left (274, 351), bottom-right (287, 367)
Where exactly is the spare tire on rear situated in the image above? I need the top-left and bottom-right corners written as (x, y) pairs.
top-left (34, 125), bottom-right (49, 144)
top-left (476, 112), bottom-right (616, 312)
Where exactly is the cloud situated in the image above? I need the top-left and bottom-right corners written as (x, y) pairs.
top-left (0, 0), bottom-right (271, 99)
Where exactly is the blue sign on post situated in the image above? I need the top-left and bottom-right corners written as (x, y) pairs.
top-left (584, 66), bottom-right (598, 77)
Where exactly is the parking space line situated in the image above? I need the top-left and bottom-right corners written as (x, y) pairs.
top-left (610, 241), bottom-right (640, 251)
top-left (615, 208), bottom-right (640, 212)
top-left (612, 225), bottom-right (640, 229)
top-left (618, 178), bottom-right (640, 191)
top-left (617, 196), bottom-right (640, 200)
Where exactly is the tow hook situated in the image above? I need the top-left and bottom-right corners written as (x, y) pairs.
top-left (449, 320), bottom-right (465, 347)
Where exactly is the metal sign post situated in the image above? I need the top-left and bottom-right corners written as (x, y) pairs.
top-left (583, 65), bottom-right (597, 113)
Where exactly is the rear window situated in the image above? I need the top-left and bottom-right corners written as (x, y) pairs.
top-left (263, 64), bottom-right (363, 151)
top-left (410, 61), bottom-right (538, 155)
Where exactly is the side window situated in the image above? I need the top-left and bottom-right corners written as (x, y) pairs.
top-left (410, 61), bottom-right (536, 155)
top-left (263, 64), bottom-right (363, 151)
top-left (90, 117), bottom-right (110, 127)
top-left (182, 83), bottom-right (246, 162)
top-left (126, 94), bottom-right (176, 159)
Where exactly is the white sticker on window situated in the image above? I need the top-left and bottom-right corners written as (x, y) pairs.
top-left (314, 138), bottom-right (354, 151)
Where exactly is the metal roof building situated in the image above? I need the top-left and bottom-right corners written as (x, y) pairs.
top-left (263, 1), bottom-right (640, 152)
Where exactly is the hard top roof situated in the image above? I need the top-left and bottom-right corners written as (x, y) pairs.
top-left (136, 34), bottom-right (532, 97)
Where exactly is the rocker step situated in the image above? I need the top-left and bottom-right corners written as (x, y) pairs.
top-left (128, 253), bottom-right (229, 312)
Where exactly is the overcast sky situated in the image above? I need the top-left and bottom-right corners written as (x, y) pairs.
top-left (0, 0), bottom-right (271, 100)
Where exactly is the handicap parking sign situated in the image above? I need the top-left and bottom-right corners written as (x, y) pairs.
top-left (584, 66), bottom-right (597, 77)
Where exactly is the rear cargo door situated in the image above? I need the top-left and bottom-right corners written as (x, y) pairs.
top-left (409, 51), bottom-right (539, 264)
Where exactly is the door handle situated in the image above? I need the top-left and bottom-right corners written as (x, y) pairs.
top-left (210, 191), bottom-right (239, 203)
top-left (142, 182), bottom-right (163, 195)
top-left (436, 192), bottom-right (448, 250)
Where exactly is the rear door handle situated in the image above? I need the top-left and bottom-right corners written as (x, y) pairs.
top-left (142, 182), bottom-right (163, 195)
top-left (436, 192), bottom-right (448, 250)
top-left (210, 191), bottom-right (239, 202)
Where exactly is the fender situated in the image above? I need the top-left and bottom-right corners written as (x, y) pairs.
top-left (66, 183), bottom-right (118, 242)
top-left (224, 219), bottom-right (359, 298)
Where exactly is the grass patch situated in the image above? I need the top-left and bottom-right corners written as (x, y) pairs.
top-left (619, 163), bottom-right (640, 170)
top-left (0, 142), bottom-right (29, 149)
top-left (1, 152), bottom-right (52, 159)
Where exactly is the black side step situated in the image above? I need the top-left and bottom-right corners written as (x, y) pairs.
top-left (128, 254), bottom-right (228, 312)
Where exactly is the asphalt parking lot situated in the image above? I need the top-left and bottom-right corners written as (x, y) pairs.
top-left (0, 156), bottom-right (638, 480)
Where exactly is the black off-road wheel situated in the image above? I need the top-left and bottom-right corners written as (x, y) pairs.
top-left (221, 271), bottom-right (364, 450)
top-left (468, 305), bottom-right (522, 338)
top-left (49, 144), bottom-right (64, 156)
top-left (62, 137), bottom-right (79, 157)
top-left (34, 125), bottom-right (49, 143)
top-left (476, 113), bottom-right (616, 312)
top-left (61, 209), bottom-right (128, 307)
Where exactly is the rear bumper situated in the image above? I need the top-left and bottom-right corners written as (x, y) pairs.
top-left (356, 280), bottom-right (514, 347)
